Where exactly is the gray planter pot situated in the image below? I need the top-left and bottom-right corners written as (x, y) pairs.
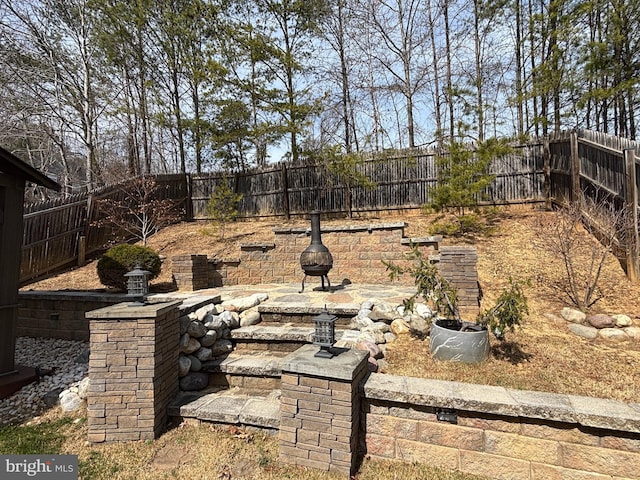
top-left (429, 319), bottom-right (490, 363)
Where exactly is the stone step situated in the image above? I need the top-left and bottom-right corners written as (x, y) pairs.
top-left (201, 350), bottom-right (288, 377)
top-left (168, 388), bottom-right (281, 431)
top-left (257, 303), bottom-right (358, 326)
top-left (230, 324), bottom-right (350, 352)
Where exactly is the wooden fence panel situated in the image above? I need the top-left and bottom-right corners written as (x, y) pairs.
top-left (20, 197), bottom-right (88, 283)
top-left (21, 130), bottom-right (640, 283)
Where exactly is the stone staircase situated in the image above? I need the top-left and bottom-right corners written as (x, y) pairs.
top-left (168, 304), bottom-right (358, 431)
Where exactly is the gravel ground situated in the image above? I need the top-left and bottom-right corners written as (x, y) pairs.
top-left (0, 337), bottom-right (89, 426)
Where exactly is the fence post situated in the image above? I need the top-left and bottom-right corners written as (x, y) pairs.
top-left (184, 173), bottom-right (194, 221)
top-left (544, 137), bottom-right (551, 210)
top-left (281, 163), bottom-right (290, 219)
top-left (624, 148), bottom-right (639, 282)
top-left (570, 131), bottom-right (581, 203)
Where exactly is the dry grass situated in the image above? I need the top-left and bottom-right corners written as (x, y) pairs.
top-left (13, 407), bottom-right (486, 480)
top-left (23, 206), bottom-right (640, 402)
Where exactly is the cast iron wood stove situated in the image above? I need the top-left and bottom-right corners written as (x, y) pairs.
top-left (299, 211), bottom-right (333, 293)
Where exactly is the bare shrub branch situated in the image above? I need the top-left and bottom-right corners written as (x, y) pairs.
top-left (93, 177), bottom-right (184, 246)
top-left (543, 190), bottom-right (629, 310)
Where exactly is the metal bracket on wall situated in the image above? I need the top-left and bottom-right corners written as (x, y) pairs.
top-left (436, 407), bottom-right (458, 424)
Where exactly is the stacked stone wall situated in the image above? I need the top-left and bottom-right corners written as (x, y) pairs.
top-left (17, 292), bottom-right (129, 340)
top-left (363, 374), bottom-right (640, 480)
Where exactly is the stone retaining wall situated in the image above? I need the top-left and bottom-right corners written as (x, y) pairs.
top-left (200, 223), bottom-right (421, 288)
top-left (173, 222), bottom-right (479, 308)
top-left (17, 291), bottom-right (129, 341)
top-left (363, 374), bottom-right (640, 480)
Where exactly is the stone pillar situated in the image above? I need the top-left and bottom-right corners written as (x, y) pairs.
top-left (172, 254), bottom-right (209, 291)
top-left (279, 344), bottom-right (369, 476)
top-left (438, 246), bottom-right (480, 313)
top-left (86, 300), bottom-right (181, 443)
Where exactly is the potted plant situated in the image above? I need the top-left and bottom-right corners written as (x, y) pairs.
top-left (385, 246), bottom-right (529, 363)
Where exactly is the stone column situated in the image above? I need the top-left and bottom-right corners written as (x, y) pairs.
top-left (279, 344), bottom-right (369, 476)
top-left (171, 254), bottom-right (209, 291)
top-left (86, 300), bottom-right (181, 443)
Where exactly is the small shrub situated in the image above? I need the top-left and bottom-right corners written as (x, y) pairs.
top-left (97, 244), bottom-right (162, 291)
top-left (207, 179), bottom-right (243, 239)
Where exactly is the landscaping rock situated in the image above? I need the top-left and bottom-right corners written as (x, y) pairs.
top-left (187, 355), bottom-right (202, 372)
top-left (179, 315), bottom-right (191, 335)
top-left (390, 318), bottom-right (410, 335)
top-left (187, 320), bottom-right (207, 338)
top-left (334, 330), bottom-right (360, 349)
top-left (561, 307), bottom-right (586, 323)
top-left (358, 300), bottom-right (373, 311)
top-left (371, 321), bottom-right (390, 333)
top-left (414, 303), bottom-right (433, 319)
top-left (178, 355), bottom-right (191, 377)
top-left (358, 330), bottom-right (382, 345)
top-left (587, 314), bottom-right (616, 329)
top-left (623, 326), bottom-right (640, 340)
top-left (194, 347), bottom-right (213, 362)
top-left (612, 314), bottom-right (633, 327)
top-left (598, 328), bottom-right (628, 342)
top-left (384, 332), bottom-right (397, 343)
top-left (222, 293), bottom-right (266, 312)
top-left (372, 301), bottom-right (395, 314)
top-left (357, 341), bottom-right (383, 359)
top-left (204, 314), bottom-right (224, 331)
top-left (199, 330), bottom-right (218, 347)
top-left (59, 391), bottom-right (82, 412)
top-left (367, 356), bottom-right (378, 372)
top-left (181, 336), bottom-right (201, 355)
top-left (220, 310), bottom-right (240, 329)
top-left (77, 377), bottom-right (90, 399)
top-left (179, 372), bottom-right (209, 391)
top-left (210, 339), bottom-right (233, 357)
top-left (567, 323), bottom-right (598, 339)
top-left (409, 315), bottom-right (430, 335)
top-left (367, 310), bottom-right (397, 322)
top-left (239, 310), bottom-right (261, 327)
top-left (195, 304), bottom-right (216, 321)
top-left (350, 316), bottom-right (374, 329)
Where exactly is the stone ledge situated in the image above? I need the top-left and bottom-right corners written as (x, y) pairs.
top-left (274, 222), bottom-right (408, 235)
top-left (230, 325), bottom-right (348, 346)
top-left (19, 290), bottom-right (130, 303)
top-left (201, 351), bottom-right (288, 376)
top-left (258, 303), bottom-right (360, 316)
top-left (231, 325), bottom-right (316, 342)
top-left (363, 374), bottom-right (640, 434)
top-left (240, 243), bottom-right (276, 251)
top-left (168, 390), bottom-right (281, 429)
top-left (401, 236), bottom-right (442, 246)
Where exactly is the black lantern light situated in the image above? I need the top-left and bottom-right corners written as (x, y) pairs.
top-left (124, 263), bottom-right (151, 305)
top-left (313, 306), bottom-right (337, 358)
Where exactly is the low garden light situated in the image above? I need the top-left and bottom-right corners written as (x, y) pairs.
top-left (313, 306), bottom-right (337, 358)
top-left (125, 263), bottom-right (150, 305)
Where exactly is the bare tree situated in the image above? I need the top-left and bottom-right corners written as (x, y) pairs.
top-left (94, 177), bottom-right (184, 246)
top-left (542, 192), bottom-right (630, 310)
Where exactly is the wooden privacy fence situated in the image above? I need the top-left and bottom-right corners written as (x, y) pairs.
top-left (20, 130), bottom-right (640, 284)
top-left (20, 175), bottom-right (189, 284)
top-left (190, 143), bottom-right (546, 219)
